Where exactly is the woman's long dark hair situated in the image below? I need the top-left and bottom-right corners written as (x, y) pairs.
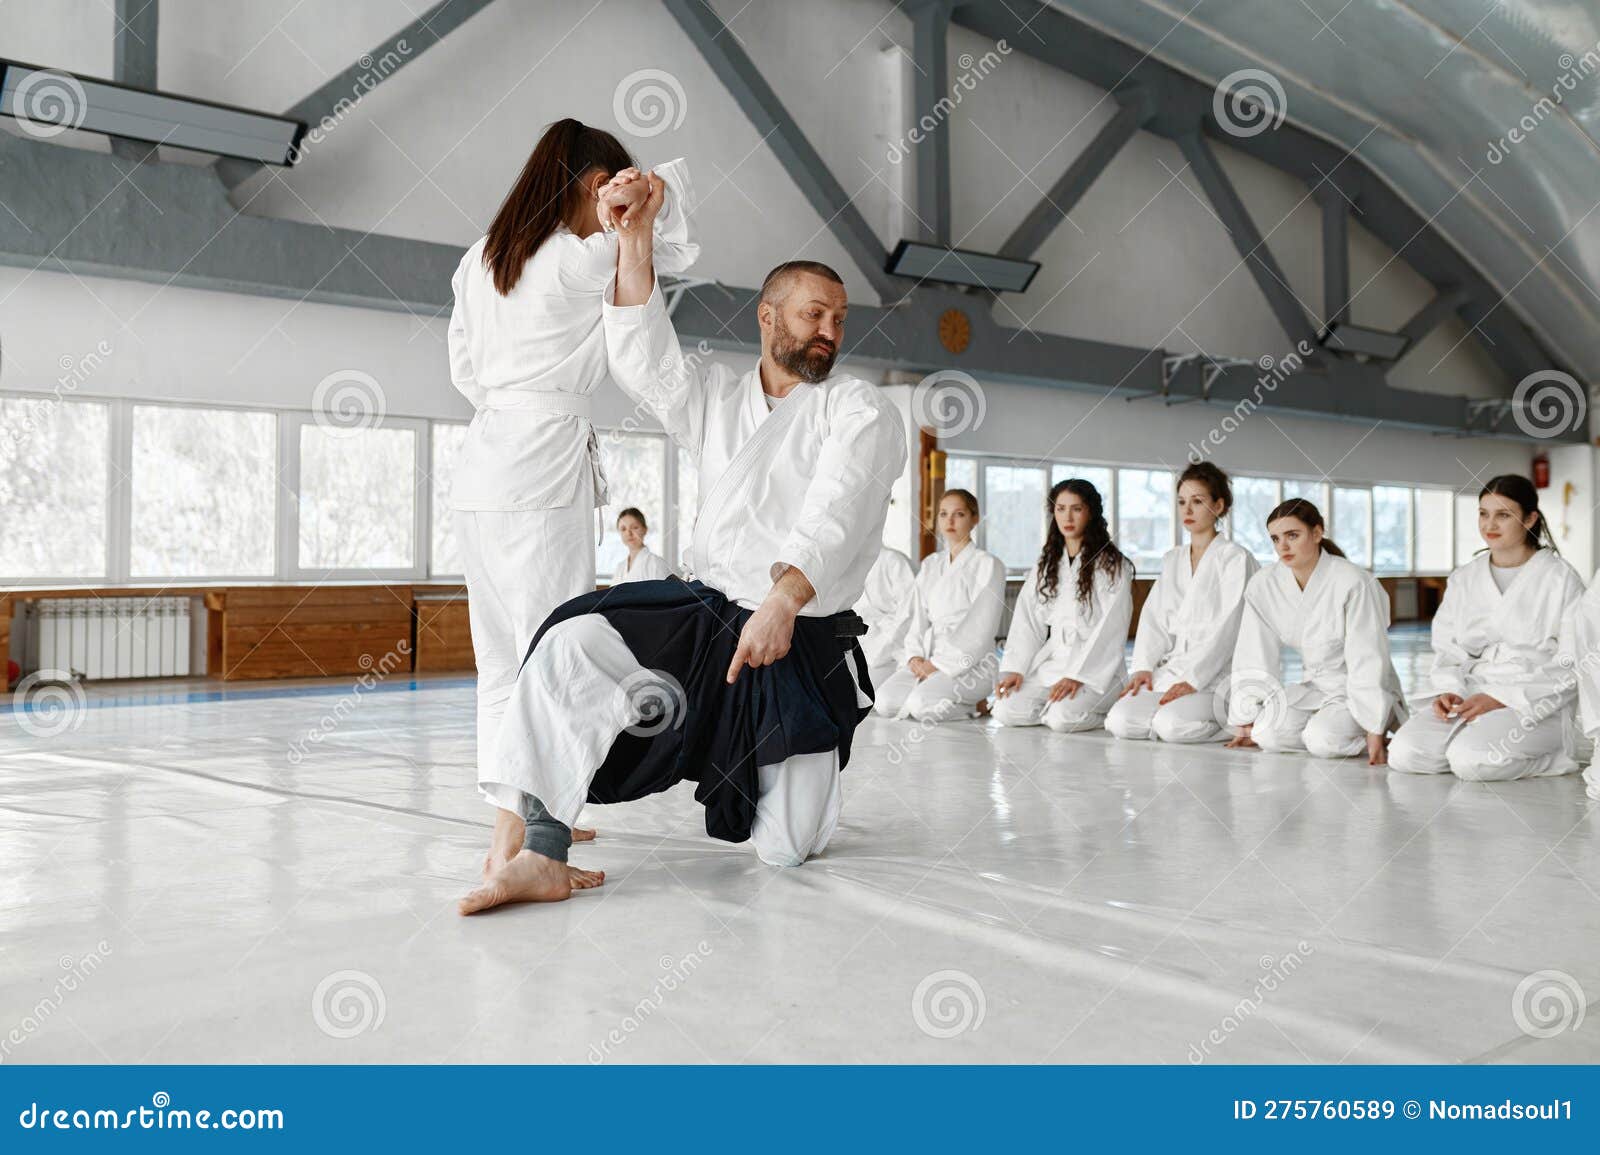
top-left (1037, 479), bottom-right (1128, 606)
top-left (482, 118), bottom-right (633, 295)
top-left (1479, 474), bottom-right (1557, 552)
top-left (1265, 498), bottom-right (1344, 557)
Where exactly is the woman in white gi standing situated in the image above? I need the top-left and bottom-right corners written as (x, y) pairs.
top-left (992, 478), bottom-right (1133, 732)
top-left (449, 118), bottom-right (696, 874)
top-left (1107, 462), bottom-right (1258, 743)
top-left (854, 545), bottom-right (918, 692)
top-left (1390, 475), bottom-right (1584, 780)
top-left (1226, 498), bottom-right (1405, 763)
top-left (610, 507), bottom-right (673, 584)
top-left (874, 490), bottom-right (1006, 723)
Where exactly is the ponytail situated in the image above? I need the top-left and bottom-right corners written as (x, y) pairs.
top-left (483, 118), bottom-right (634, 295)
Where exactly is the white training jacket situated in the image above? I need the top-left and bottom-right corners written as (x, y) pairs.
top-left (900, 543), bottom-right (1007, 677)
top-left (1001, 550), bottom-right (1133, 694)
top-left (1229, 550), bottom-right (1406, 734)
top-left (602, 283), bottom-right (906, 616)
top-left (1131, 538), bottom-right (1259, 692)
top-left (447, 157), bottom-right (698, 512)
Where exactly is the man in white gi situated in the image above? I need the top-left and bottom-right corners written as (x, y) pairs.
top-left (460, 171), bottom-right (907, 915)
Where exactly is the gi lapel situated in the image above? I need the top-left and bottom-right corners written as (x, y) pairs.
top-left (690, 378), bottom-right (813, 567)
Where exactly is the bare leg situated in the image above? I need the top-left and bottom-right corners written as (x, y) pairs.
top-left (460, 850), bottom-right (605, 915)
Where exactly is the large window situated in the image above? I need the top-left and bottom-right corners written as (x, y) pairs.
top-left (1052, 462), bottom-right (1114, 501)
top-left (1230, 475), bottom-right (1279, 564)
top-left (1372, 485), bottom-right (1411, 573)
top-left (0, 397), bottom-right (109, 580)
top-left (1118, 468), bottom-right (1174, 574)
top-left (945, 454), bottom-right (978, 495)
top-left (1281, 479), bottom-right (1328, 511)
top-left (430, 423), bottom-right (468, 576)
top-left (1332, 487), bottom-right (1372, 567)
top-left (297, 423), bottom-right (416, 571)
top-left (596, 432), bottom-right (667, 578)
top-left (984, 464), bottom-right (1048, 571)
top-left (131, 405), bottom-right (276, 578)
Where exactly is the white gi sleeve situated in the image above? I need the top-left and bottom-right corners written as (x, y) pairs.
top-left (447, 254), bottom-right (485, 410)
top-left (1343, 575), bottom-right (1401, 735)
top-left (999, 565), bottom-right (1048, 677)
top-left (1177, 547), bottom-right (1256, 691)
top-left (602, 280), bottom-right (710, 455)
top-left (1229, 582), bottom-right (1283, 727)
top-left (934, 550), bottom-right (1005, 677)
top-left (1130, 560), bottom-right (1174, 675)
top-left (1427, 569), bottom-right (1470, 698)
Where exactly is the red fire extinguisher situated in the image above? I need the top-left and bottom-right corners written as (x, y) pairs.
top-left (1533, 453), bottom-right (1550, 489)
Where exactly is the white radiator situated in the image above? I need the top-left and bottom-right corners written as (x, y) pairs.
top-left (26, 597), bottom-right (192, 680)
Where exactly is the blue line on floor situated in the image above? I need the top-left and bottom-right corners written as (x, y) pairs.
top-left (5, 676), bottom-right (475, 713)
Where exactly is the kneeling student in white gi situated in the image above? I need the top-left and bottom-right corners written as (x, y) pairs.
top-left (1226, 498), bottom-right (1405, 763)
top-left (1390, 475), bottom-right (1584, 780)
top-left (991, 478), bottom-right (1133, 732)
top-left (874, 490), bottom-right (1006, 723)
top-left (854, 546), bottom-right (918, 692)
top-left (1107, 462), bottom-right (1258, 743)
top-left (460, 173), bottom-right (905, 914)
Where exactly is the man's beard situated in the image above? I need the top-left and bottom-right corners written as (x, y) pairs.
top-left (770, 317), bottom-right (838, 383)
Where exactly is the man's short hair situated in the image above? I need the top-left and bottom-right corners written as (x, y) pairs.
top-left (759, 260), bottom-right (845, 306)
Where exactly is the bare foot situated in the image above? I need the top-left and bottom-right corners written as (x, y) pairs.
top-left (459, 851), bottom-right (606, 916)
top-left (482, 808), bottom-right (526, 880)
top-left (572, 827), bottom-right (597, 842)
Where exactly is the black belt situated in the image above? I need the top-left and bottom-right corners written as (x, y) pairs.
top-left (831, 610), bottom-right (867, 638)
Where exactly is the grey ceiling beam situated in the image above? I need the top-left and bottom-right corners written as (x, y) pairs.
top-left (910, 0), bottom-right (953, 244)
top-left (662, 0), bottom-right (900, 300)
top-left (0, 119), bottom-right (1576, 443)
top-left (1317, 187), bottom-right (1349, 329)
top-left (999, 93), bottom-right (1150, 260)
top-left (668, 280), bottom-right (1574, 442)
top-left (215, 0), bottom-right (497, 190)
top-left (952, 0), bottom-right (1575, 391)
top-left (1178, 130), bottom-right (1320, 350)
top-left (1397, 285), bottom-right (1470, 348)
top-left (0, 131), bottom-right (459, 315)
top-left (111, 0), bottom-right (159, 163)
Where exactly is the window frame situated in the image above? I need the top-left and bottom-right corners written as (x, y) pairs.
top-left (0, 390), bottom-right (115, 586)
top-left (282, 411), bottom-right (430, 583)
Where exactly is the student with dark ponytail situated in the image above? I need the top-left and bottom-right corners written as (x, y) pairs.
top-left (992, 479), bottom-right (1133, 732)
top-left (449, 119), bottom-right (698, 879)
top-left (1226, 497), bottom-right (1406, 764)
top-left (1107, 462), bottom-right (1259, 744)
top-left (1393, 474), bottom-right (1585, 781)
